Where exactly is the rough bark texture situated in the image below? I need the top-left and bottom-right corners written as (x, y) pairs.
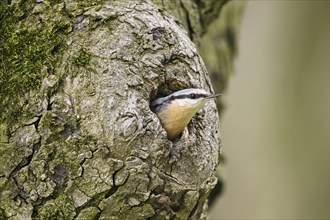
top-left (0, 0), bottom-right (242, 219)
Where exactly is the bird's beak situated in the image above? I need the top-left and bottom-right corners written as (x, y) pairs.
top-left (205, 93), bottom-right (222, 99)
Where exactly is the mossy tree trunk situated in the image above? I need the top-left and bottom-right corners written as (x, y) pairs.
top-left (0, 0), bottom-right (243, 219)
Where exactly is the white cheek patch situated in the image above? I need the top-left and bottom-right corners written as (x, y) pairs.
top-left (176, 98), bottom-right (192, 107)
top-left (177, 98), bottom-right (203, 107)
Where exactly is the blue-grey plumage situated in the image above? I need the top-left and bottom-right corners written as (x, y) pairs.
top-left (151, 88), bottom-right (221, 140)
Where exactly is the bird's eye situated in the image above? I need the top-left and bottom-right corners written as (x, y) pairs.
top-left (190, 93), bottom-right (196, 99)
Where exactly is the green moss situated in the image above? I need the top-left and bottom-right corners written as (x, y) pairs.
top-left (75, 207), bottom-right (100, 220)
top-left (74, 48), bottom-right (92, 67)
top-left (37, 202), bottom-right (65, 220)
top-left (0, 1), bottom-right (73, 126)
top-left (0, 0), bottom-right (111, 127)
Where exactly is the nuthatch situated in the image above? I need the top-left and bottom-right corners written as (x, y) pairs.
top-left (151, 88), bottom-right (221, 140)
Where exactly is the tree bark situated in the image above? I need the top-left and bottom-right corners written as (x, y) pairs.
top-left (0, 0), bottom-right (242, 219)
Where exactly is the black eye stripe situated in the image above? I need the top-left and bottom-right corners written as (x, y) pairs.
top-left (173, 93), bottom-right (207, 99)
top-left (150, 93), bottom-right (207, 112)
top-left (190, 93), bottom-right (196, 99)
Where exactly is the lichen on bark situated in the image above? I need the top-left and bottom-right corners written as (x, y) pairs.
top-left (0, 0), bottom-right (236, 219)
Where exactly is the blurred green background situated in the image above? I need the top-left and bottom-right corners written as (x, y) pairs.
top-left (209, 1), bottom-right (329, 219)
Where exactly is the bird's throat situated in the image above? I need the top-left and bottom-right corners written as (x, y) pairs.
top-left (158, 100), bottom-right (199, 140)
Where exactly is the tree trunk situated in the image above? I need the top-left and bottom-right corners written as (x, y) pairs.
top-left (0, 0), bottom-right (242, 219)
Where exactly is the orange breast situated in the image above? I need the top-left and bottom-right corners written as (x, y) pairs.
top-left (158, 100), bottom-right (196, 140)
